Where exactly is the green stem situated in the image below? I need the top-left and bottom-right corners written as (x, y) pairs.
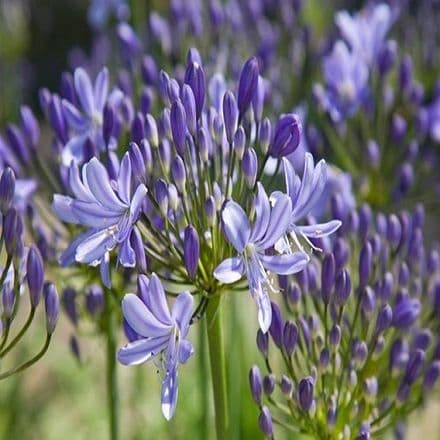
top-left (105, 294), bottom-right (119, 440)
top-left (206, 295), bottom-right (229, 439)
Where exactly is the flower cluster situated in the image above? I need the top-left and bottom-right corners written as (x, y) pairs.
top-left (250, 202), bottom-right (440, 438)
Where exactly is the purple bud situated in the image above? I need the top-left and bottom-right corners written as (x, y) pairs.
top-left (321, 253), bottom-right (335, 304)
top-left (252, 76), bottom-right (265, 123)
top-left (39, 88), bottom-right (51, 117)
top-left (375, 304), bottom-right (392, 335)
top-left (167, 78), bottom-right (180, 104)
top-left (233, 126), bottom-right (246, 159)
top-left (423, 361), bottom-right (440, 391)
top-left (334, 268), bottom-right (351, 305)
top-left (140, 88), bottom-right (153, 114)
top-left (283, 321), bottom-right (298, 356)
top-left (159, 139), bottom-right (171, 173)
top-left (103, 103), bottom-right (114, 146)
top-left (85, 284), bottom-right (104, 318)
top-left (257, 329), bottom-right (269, 357)
top-left (404, 349), bottom-right (425, 385)
top-left (399, 55), bottom-right (413, 94)
top-left (129, 142), bottom-right (146, 183)
top-left (413, 329), bottom-right (432, 351)
top-left (145, 114), bottom-right (159, 148)
top-left (184, 225), bottom-right (199, 279)
top-left (6, 124), bottom-right (29, 164)
top-left (280, 375), bottom-right (293, 395)
top-left (361, 286), bottom-right (376, 316)
top-left (49, 96), bottom-right (68, 143)
top-left (223, 91), bottom-right (238, 144)
top-left (258, 406), bottom-right (273, 437)
top-left (131, 113), bottom-right (145, 145)
top-left (392, 297), bottom-right (420, 329)
top-left (2, 284), bottom-right (15, 319)
top-left (20, 106), bottom-right (40, 149)
top-left (359, 242), bottom-right (372, 288)
top-left (186, 48), bottom-right (202, 65)
top-left (141, 55), bottom-right (158, 85)
top-left (167, 184), bottom-right (179, 211)
top-left (387, 214), bottom-right (402, 248)
top-left (62, 287), bottom-right (78, 326)
top-left (396, 162), bottom-right (413, 196)
top-left (237, 57), bottom-right (259, 116)
top-left (3, 208), bottom-right (19, 256)
top-left (0, 167), bottom-right (15, 213)
top-left (170, 100), bottom-right (187, 156)
top-left (259, 118), bottom-right (271, 154)
top-left (155, 179), bottom-right (169, 216)
top-left (263, 374), bottom-right (275, 395)
top-left (298, 376), bottom-right (314, 411)
top-left (242, 148), bottom-right (258, 188)
top-left (358, 204), bottom-right (372, 240)
top-left (181, 84), bottom-right (197, 135)
top-left (398, 262), bottom-right (410, 286)
top-left (354, 341), bottom-right (368, 364)
top-left (269, 302), bottom-right (284, 346)
top-left (366, 140), bottom-right (380, 169)
top-left (249, 366), bottom-right (263, 404)
top-left (117, 22), bottom-right (141, 60)
top-left (329, 325), bottom-right (341, 347)
top-left (269, 114), bottom-right (301, 158)
top-left (171, 156), bottom-right (186, 193)
top-left (320, 348), bottom-right (330, 369)
top-left (44, 282), bottom-right (59, 334)
top-left (286, 282), bottom-right (301, 306)
top-left (27, 246), bottom-right (44, 308)
top-left (377, 40), bottom-right (397, 76)
top-left (184, 61), bottom-right (205, 119)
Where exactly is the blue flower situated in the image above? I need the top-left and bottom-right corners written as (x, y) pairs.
top-left (214, 184), bottom-right (309, 332)
top-left (118, 273), bottom-right (194, 420)
top-left (52, 153), bottom-right (147, 287)
top-left (61, 67), bottom-right (122, 165)
top-left (274, 153), bottom-right (341, 254)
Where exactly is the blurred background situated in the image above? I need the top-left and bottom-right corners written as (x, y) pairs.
top-left (0, 0), bottom-right (439, 438)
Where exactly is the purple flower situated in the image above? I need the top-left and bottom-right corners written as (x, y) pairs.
top-left (335, 3), bottom-right (393, 66)
top-left (214, 184), bottom-right (309, 332)
top-left (317, 41), bottom-right (368, 122)
top-left (61, 67), bottom-right (122, 165)
top-left (52, 153), bottom-right (147, 287)
top-left (274, 154), bottom-right (341, 254)
top-left (118, 273), bottom-right (194, 420)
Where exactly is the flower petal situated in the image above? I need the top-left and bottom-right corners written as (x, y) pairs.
top-left (213, 257), bottom-right (244, 284)
top-left (143, 273), bottom-right (173, 325)
top-left (71, 200), bottom-right (122, 228)
top-left (178, 339), bottom-right (194, 364)
top-left (94, 67), bottom-right (109, 113)
top-left (171, 291), bottom-right (194, 334)
top-left (75, 228), bottom-right (117, 264)
top-left (121, 293), bottom-right (172, 338)
top-left (52, 194), bottom-right (78, 223)
top-left (222, 201), bottom-right (251, 252)
top-left (68, 162), bottom-right (95, 202)
top-left (74, 67), bottom-right (95, 116)
top-left (62, 99), bottom-right (88, 131)
top-left (296, 220), bottom-right (342, 238)
top-left (254, 286), bottom-right (272, 333)
top-left (100, 252), bottom-right (111, 288)
top-left (118, 236), bottom-right (136, 267)
top-left (161, 368), bottom-right (178, 420)
top-left (59, 230), bottom-right (95, 267)
top-left (118, 336), bottom-right (169, 365)
top-left (261, 252), bottom-right (309, 275)
top-left (129, 184), bottom-right (147, 220)
top-left (118, 153), bottom-right (132, 204)
top-left (250, 183), bottom-right (270, 243)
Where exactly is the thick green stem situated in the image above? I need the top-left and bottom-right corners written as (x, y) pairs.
top-left (105, 294), bottom-right (119, 440)
top-left (206, 295), bottom-right (229, 439)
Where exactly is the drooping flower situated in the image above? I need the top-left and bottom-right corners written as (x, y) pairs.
top-left (118, 273), bottom-right (194, 420)
top-left (214, 184), bottom-right (309, 332)
top-left (274, 153), bottom-right (341, 254)
top-left (52, 152), bottom-right (147, 286)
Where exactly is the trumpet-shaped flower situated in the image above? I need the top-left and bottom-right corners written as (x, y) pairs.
top-left (52, 153), bottom-right (147, 287)
top-left (274, 153), bottom-right (341, 254)
top-left (214, 184), bottom-right (309, 332)
top-left (118, 274), bottom-right (194, 420)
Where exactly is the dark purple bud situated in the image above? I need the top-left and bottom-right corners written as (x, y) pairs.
top-left (0, 167), bottom-right (15, 213)
top-left (171, 156), bottom-right (186, 193)
top-left (85, 285), bottom-right (104, 318)
top-left (387, 214), bottom-right (402, 248)
top-left (298, 376), bottom-right (314, 411)
top-left (321, 253), bottom-right (335, 304)
top-left (320, 348), bottom-right (330, 369)
top-left (27, 245), bottom-right (44, 308)
top-left (283, 321), bottom-right (298, 356)
top-left (389, 339), bottom-right (409, 372)
top-left (237, 57), bottom-right (259, 116)
top-left (3, 208), bottom-right (19, 256)
top-left (423, 361), bottom-right (440, 391)
top-left (397, 382), bottom-right (410, 402)
top-left (376, 213), bottom-right (387, 236)
top-left (184, 225), bottom-right (199, 279)
top-left (167, 78), bottom-right (180, 104)
top-left (412, 204), bottom-right (425, 229)
top-left (413, 329), bottom-right (432, 351)
top-left (257, 328), bottom-right (268, 357)
top-left (392, 297), bottom-right (420, 329)
top-left (2, 285), bottom-right (15, 319)
top-left (103, 103), bottom-right (114, 146)
top-left (286, 282), bottom-right (301, 306)
top-left (20, 106), bottom-right (40, 149)
top-left (242, 148), bottom-right (258, 188)
top-left (259, 118), bottom-right (271, 154)
top-left (359, 242), bottom-right (372, 288)
top-left (249, 366), bottom-right (263, 404)
top-left (159, 139), bottom-right (171, 173)
top-left (358, 204), bottom-right (372, 240)
top-left (131, 113), bottom-right (145, 145)
top-left (398, 262), bottom-right (410, 286)
top-left (6, 124), bottom-right (29, 164)
top-left (428, 250), bottom-right (440, 275)
top-left (269, 113), bottom-right (301, 158)
top-left (181, 84), bottom-right (196, 135)
top-left (361, 287), bottom-right (376, 316)
top-left (377, 40), bottom-right (397, 76)
top-left (62, 287), bottom-right (78, 327)
top-left (354, 341), bottom-right (368, 364)
top-left (263, 374), bottom-right (275, 395)
top-left (348, 211), bottom-right (360, 233)
top-left (399, 55), bottom-right (413, 94)
top-left (69, 335), bottom-right (81, 361)
top-left (49, 96), bottom-right (68, 143)
top-left (184, 61), bottom-right (205, 119)
top-left (141, 55), bottom-right (158, 85)
top-left (212, 114), bottom-right (223, 145)
top-left (128, 142), bottom-right (146, 183)
top-left (258, 406), bottom-right (273, 437)
top-left (280, 375), bottom-right (293, 395)
top-left (329, 325), bottom-right (341, 347)
top-left (334, 268), bottom-right (351, 306)
top-left (170, 100), bottom-right (187, 155)
top-left (140, 88), bottom-right (153, 114)
top-left (44, 282), bottom-right (59, 334)
top-left (333, 238), bottom-right (349, 272)
top-left (38, 87), bottom-right (51, 117)
top-left (375, 304), bottom-right (392, 335)
top-left (223, 91), bottom-right (238, 144)
top-left (404, 349), bottom-right (425, 385)
top-left (155, 179), bottom-right (168, 216)
top-left (269, 302), bottom-right (283, 346)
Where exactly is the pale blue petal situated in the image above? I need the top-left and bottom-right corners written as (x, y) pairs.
top-left (59, 230), bottom-right (95, 267)
top-left (74, 67), bottom-right (95, 116)
top-left (94, 67), bottom-right (109, 113)
top-left (71, 200), bottom-right (121, 227)
top-left (255, 288), bottom-right (272, 333)
top-left (296, 220), bottom-right (342, 238)
top-left (178, 339), bottom-right (194, 364)
top-left (100, 252), bottom-right (111, 288)
top-left (250, 183), bottom-right (270, 243)
top-left (62, 99), bottom-right (88, 130)
top-left (261, 252), bottom-right (309, 275)
top-left (118, 153), bottom-right (132, 204)
top-left (213, 257), bottom-right (244, 284)
top-left (62, 134), bottom-right (87, 166)
top-left (118, 336), bottom-right (169, 365)
top-left (75, 228), bottom-right (117, 264)
top-left (222, 201), bottom-right (251, 252)
top-left (118, 236), bottom-right (136, 267)
top-left (68, 162), bottom-right (95, 202)
top-left (171, 291), bottom-right (194, 334)
top-left (122, 293), bottom-right (172, 338)
top-left (129, 184), bottom-right (147, 220)
top-left (161, 368), bottom-right (178, 420)
top-left (145, 273), bottom-right (173, 325)
top-left (52, 194), bottom-right (78, 223)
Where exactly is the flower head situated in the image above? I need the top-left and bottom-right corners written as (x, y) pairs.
top-left (118, 273), bottom-right (194, 420)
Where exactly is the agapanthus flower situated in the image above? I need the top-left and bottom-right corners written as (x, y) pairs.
top-left (61, 67), bottom-right (122, 165)
top-left (214, 184), bottom-right (309, 332)
top-left (274, 153), bottom-right (342, 254)
top-left (52, 152), bottom-right (147, 286)
top-left (118, 273), bottom-right (194, 420)
top-left (315, 41), bottom-right (369, 122)
top-left (335, 3), bottom-right (393, 66)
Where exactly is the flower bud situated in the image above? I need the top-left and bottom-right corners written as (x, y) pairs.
top-left (283, 321), bottom-right (298, 356)
top-left (20, 105), bottom-right (40, 149)
top-left (145, 114), bottom-right (159, 148)
top-left (171, 156), bottom-right (187, 193)
top-left (170, 100), bottom-right (187, 156)
top-left (184, 225), bottom-right (199, 279)
top-left (242, 148), bottom-right (258, 188)
top-left (392, 297), bottom-right (420, 330)
top-left (334, 268), bottom-right (351, 305)
top-left (252, 76), bottom-right (265, 123)
top-left (130, 227), bottom-right (147, 273)
top-left (249, 366), bottom-right (263, 404)
top-left (184, 61), bottom-right (205, 119)
top-left (321, 253), bottom-right (335, 304)
top-left (129, 142), bottom-right (146, 183)
top-left (27, 245), bottom-right (44, 308)
top-left (298, 377), bottom-right (314, 411)
top-left (359, 242), bottom-right (372, 288)
top-left (103, 103), bottom-right (114, 146)
top-left (233, 126), bottom-right (246, 160)
top-left (269, 302), bottom-right (283, 346)
top-left (62, 287), bottom-right (78, 326)
top-left (155, 179), bottom-right (169, 216)
top-left (237, 57), bottom-right (259, 116)
top-left (280, 375), bottom-right (293, 395)
top-left (256, 329), bottom-right (268, 357)
top-left (269, 113), bottom-right (301, 158)
top-left (141, 55), bottom-right (158, 85)
top-left (258, 406), bottom-right (273, 437)
top-left (44, 282), bottom-right (59, 334)
top-left (423, 361), bottom-right (440, 391)
top-left (2, 284), bottom-right (15, 319)
top-left (259, 118), bottom-right (271, 155)
top-left (131, 112), bottom-right (145, 145)
top-left (0, 167), bottom-right (15, 214)
top-left (263, 374), bottom-right (275, 395)
top-left (329, 325), bottom-right (341, 347)
top-left (375, 304), bottom-right (393, 335)
top-left (223, 91), bottom-right (238, 144)
top-left (205, 196), bottom-right (216, 226)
